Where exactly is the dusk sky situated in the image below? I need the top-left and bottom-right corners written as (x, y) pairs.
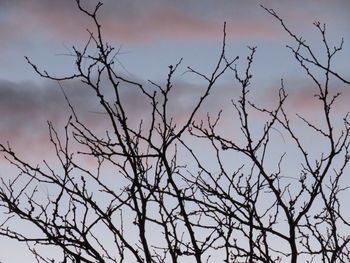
top-left (0, 0), bottom-right (349, 156)
top-left (1, 0), bottom-right (350, 262)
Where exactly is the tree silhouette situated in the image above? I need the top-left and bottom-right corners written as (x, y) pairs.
top-left (1, 1), bottom-right (349, 263)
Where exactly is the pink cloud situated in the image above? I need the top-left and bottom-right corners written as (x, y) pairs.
top-left (0, 1), bottom-right (284, 48)
top-left (100, 6), bottom-right (221, 42)
top-left (258, 81), bottom-right (350, 118)
top-left (1, 0), bottom-right (349, 50)
top-left (2, 0), bottom-right (348, 57)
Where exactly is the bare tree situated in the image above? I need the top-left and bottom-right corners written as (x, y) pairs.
top-left (1, 1), bottom-right (349, 263)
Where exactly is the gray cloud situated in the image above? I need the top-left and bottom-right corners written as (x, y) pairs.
top-left (1, 69), bottom-right (349, 161)
top-left (0, 70), bottom-right (233, 157)
top-left (0, 79), bottom-right (94, 145)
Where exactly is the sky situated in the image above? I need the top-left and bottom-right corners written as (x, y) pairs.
top-left (0, 0), bottom-right (349, 158)
top-left (0, 0), bottom-right (350, 262)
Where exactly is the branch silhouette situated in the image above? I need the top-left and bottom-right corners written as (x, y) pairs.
top-left (1, 1), bottom-right (349, 263)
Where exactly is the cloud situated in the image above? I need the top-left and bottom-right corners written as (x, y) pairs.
top-left (0, 76), bottom-right (196, 155)
top-left (0, 79), bottom-right (94, 158)
top-left (256, 77), bottom-right (350, 123)
top-left (1, 0), bottom-right (349, 73)
top-left (0, 69), bottom-right (236, 159)
top-left (1, 69), bottom-right (349, 164)
top-left (7, 3), bottom-right (252, 43)
top-left (0, 0), bottom-right (325, 49)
